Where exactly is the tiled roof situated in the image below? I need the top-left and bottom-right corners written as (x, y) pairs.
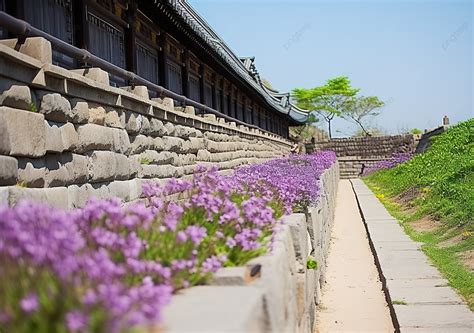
top-left (161, 0), bottom-right (309, 124)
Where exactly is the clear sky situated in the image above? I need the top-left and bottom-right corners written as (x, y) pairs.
top-left (188, 0), bottom-right (473, 137)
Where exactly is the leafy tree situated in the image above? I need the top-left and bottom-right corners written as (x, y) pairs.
top-left (342, 96), bottom-right (385, 136)
top-left (292, 76), bottom-right (359, 138)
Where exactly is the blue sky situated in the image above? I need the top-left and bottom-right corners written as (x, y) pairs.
top-left (188, 0), bottom-right (473, 136)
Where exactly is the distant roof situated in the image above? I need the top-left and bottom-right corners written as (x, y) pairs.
top-left (159, 0), bottom-right (309, 124)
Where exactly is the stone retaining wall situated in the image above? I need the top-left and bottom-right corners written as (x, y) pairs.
top-left (307, 135), bottom-right (416, 178)
top-left (0, 37), bottom-right (292, 208)
top-left (159, 162), bottom-right (339, 333)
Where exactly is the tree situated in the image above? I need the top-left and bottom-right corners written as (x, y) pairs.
top-left (292, 76), bottom-right (359, 138)
top-left (342, 96), bottom-right (384, 136)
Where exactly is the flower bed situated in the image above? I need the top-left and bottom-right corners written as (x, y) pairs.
top-left (362, 152), bottom-right (413, 176)
top-left (0, 151), bottom-right (336, 333)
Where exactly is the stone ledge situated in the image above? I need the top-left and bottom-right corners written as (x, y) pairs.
top-left (0, 42), bottom-right (292, 148)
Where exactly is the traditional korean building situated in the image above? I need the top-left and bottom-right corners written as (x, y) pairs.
top-left (0, 0), bottom-right (308, 138)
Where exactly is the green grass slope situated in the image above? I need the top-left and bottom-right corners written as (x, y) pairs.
top-left (366, 119), bottom-right (474, 228)
top-left (364, 119), bottom-right (474, 309)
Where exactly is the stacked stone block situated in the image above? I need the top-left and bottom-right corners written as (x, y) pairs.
top-left (0, 38), bottom-right (292, 208)
top-left (307, 135), bottom-right (416, 178)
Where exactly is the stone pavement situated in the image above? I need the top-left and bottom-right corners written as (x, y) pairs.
top-left (317, 180), bottom-right (394, 332)
top-left (351, 179), bottom-right (474, 332)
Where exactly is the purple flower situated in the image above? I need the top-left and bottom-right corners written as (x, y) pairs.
top-left (66, 310), bottom-right (88, 331)
top-left (185, 226), bottom-right (207, 245)
top-left (20, 293), bottom-right (38, 314)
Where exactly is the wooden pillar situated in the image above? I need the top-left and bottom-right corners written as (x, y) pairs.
top-left (183, 49), bottom-right (190, 98)
top-left (73, 0), bottom-right (90, 66)
top-left (124, 1), bottom-right (137, 74)
top-left (159, 33), bottom-right (168, 88)
top-left (199, 63), bottom-right (205, 107)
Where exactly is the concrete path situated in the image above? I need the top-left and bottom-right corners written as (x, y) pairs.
top-left (316, 180), bottom-right (394, 333)
top-left (351, 179), bottom-right (474, 332)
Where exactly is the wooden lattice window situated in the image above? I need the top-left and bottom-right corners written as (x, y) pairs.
top-left (167, 60), bottom-right (182, 94)
top-left (188, 73), bottom-right (200, 102)
top-left (87, 12), bottom-right (125, 68)
top-left (23, 0), bottom-right (73, 44)
top-left (136, 41), bottom-right (159, 84)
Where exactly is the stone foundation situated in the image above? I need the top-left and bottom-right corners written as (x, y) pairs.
top-left (0, 38), bottom-right (292, 208)
top-left (159, 162), bottom-right (339, 333)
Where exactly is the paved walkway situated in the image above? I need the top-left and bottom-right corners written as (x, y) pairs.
top-left (351, 179), bottom-right (473, 332)
top-left (316, 180), bottom-right (394, 332)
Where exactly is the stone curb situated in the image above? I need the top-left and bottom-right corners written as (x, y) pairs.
top-left (350, 179), bottom-right (474, 333)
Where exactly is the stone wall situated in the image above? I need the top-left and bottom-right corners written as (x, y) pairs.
top-left (307, 135), bottom-right (416, 178)
top-left (0, 37), bottom-right (292, 208)
top-left (160, 162), bottom-right (339, 333)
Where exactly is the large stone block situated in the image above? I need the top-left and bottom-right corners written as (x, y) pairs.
top-left (88, 106), bottom-right (106, 125)
top-left (139, 164), bottom-right (177, 179)
top-left (162, 136), bottom-right (184, 152)
top-left (45, 121), bottom-right (63, 153)
top-left (68, 183), bottom-right (112, 208)
top-left (247, 225), bottom-right (298, 332)
top-left (37, 92), bottom-right (73, 122)
top-left (0, 84), bottom-right (36, 111)
top-left (17, 157), bottom-right (46, 188)
top-left (69, 68), bottom-right (109, 85)
top-left (164, 122), bottom-right (175, 136)
top-left (69, 99), bottom-right (89, 124)
top-left (60, 122), bottom-right (79, 152)
top-left (0, 156), bottom-right (18, 186)
top-left (76, 124), bottom-right (130, 154)
top-left (149, 118), bottom-right (167, 137)
top-left (108, 180), bottom-right (133, 202)
top-left (196, 149), bottom-right (211, 162)
top-left (140, 150), bottom-right (176, 165)
top-left (125, 113), bottom-right (142, 134)
top-left (87, 151), bottom-right (130, 182)
top-left (0, 37), bottom-right (52, 63)
top-left (174, 125), bottom-right (196, 139)
top-left (129, 135), bottom-right (154, 154)
top-left (181, 137), bottom-right (204, 154)
top-left (45, 153), bottom-right (88, 187)
top-left (0, 106), bottom-right (46, 157)
top-left (161, 286), bottom-right (267, 333)
top-left (8, 186), bottom-right (69, 209)
top-left (45, 121), bottom-right (79, 153)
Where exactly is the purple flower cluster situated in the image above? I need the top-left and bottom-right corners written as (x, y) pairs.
top-left (0, 151), bottom-right (336, 332)
top-left (362, 152), bottom-right (413, 176)
top-left (234, 151), bottom-right (336, 213)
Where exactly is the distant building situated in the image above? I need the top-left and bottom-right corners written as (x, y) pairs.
top-left (0, 0), bottom-right (308, 138)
